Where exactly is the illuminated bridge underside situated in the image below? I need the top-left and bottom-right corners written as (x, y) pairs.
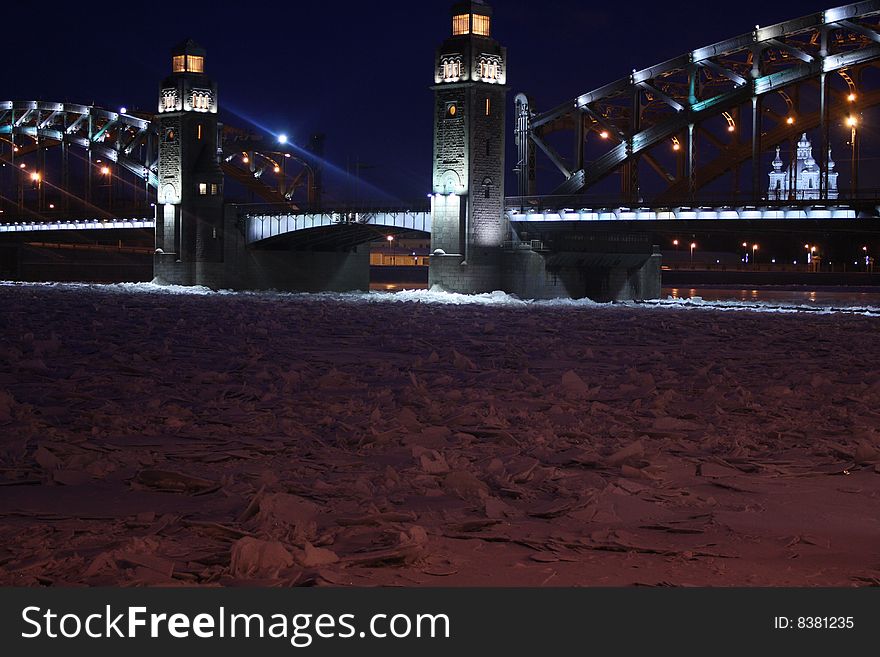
top-left (520, 0), bottom-right (880, 198)
top-left (245, 211), bottom-right (432, 245)
top-left (0, 219), bottom-right (154, 233)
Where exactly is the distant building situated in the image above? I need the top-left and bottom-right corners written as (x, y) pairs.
top-left (768, 133), bottom-right (838, 200)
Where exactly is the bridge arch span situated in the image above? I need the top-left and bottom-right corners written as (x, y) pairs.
top-left (518, 0), bottom-right (880, 202)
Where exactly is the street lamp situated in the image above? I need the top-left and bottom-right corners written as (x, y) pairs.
top-left (847, 115), bottom-right (859, 198)
top-left (672, 239), bottom-right (679, 250)
top-left (100, 165), bottom-right (112, 209)
top-left (386, 235), bottom-right (395, 265)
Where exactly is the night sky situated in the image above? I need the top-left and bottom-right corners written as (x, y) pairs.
top-left (4, 0), bottom-right (838, 202)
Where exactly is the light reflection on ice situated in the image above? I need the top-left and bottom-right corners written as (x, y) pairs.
top-left (2, 280), bottom-right (880, 316)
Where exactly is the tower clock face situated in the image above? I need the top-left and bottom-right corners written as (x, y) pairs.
top-left (164, 128), bottom-right (177, 142)
top-left (446, 103), bottom-right (458, 119)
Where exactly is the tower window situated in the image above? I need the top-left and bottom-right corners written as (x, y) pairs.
top-left (445, 102), bottom-right (458, 119)
top-left (479, 58), bottom-right (500, 81)
top-left (485, 98), bottom-right (491, 116)
top-left (186, 55), bottom-right (204, 73)
top-left (452, 14), bottom-right (469, 35)
top-left (441, 56), bottom-right (462, 81)
top-left (191, 91), bottom-right (211, 111)
top-left (199, 183), bottom-right (207, 195)
top-left (472, 15), bottom-right (490, 36)
top-left (162, 90), bottom-right (176, 111)
top-left (197, 124), bottom-right (202, 140)
top-left (211, 183), bottom-right (219, 195)
top-left (172, 55), bottom-right (185, 72)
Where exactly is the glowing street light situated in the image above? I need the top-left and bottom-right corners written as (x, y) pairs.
top-left (599, 130), bottom-right (609, 139)
top-left (672, 136), bottom-right (681, 151)
top-left (786, 116), bottom-right (795, 125)
top-left (672, 239), bottom-right (679, 250)
top-left (30, 171), bottom-right (40, 182)
top-left (100, 166), bottom-right (110, 175)
top-left (723, 111), bottom-right (736, 132)
top-left (847, 115), bottom-right (858, 127)
top-left (277, 133), bottom-right (288, 145)
top-left (848, 93), bottom-right (857, 102)
top-left (273, 165), bottom-right (281, 173)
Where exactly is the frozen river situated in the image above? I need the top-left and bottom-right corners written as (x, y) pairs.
top-left (2, 281), bottom-right (880, 587)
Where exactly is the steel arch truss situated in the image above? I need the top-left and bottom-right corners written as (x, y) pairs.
top-left (516, 0), bottom-right (880, 202)
top-left (0, 101), bottom-right (158, 186)
top-left (0, 102), bottom-right (318, 208)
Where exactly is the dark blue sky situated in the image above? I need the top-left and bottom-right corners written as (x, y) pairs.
top-left (4, 0), bottom-right (835, 202)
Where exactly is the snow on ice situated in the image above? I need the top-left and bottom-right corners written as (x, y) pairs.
top-left (1, 281), bottom-right (880, 586)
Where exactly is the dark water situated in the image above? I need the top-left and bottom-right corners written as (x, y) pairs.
top-left (663, 286), bottom-right (880, 308)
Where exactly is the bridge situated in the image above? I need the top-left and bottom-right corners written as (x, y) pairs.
top-left (2, 0), bottom-right (880, 300)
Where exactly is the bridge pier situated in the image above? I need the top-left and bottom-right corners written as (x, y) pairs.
top-left (429, 241), bottom-right (660, 301)
top-left (501, 247), bottom-right (661, 301)
top-left (154, 205), bottom-right (370, 292)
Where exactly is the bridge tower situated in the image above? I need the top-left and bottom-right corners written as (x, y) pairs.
top-left (154, 39), bottom-right (224, 285)
top-left (429, 0), bottom-right (508, 293)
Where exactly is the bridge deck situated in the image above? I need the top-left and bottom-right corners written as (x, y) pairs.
top-left (0, 218), bottom-right (155, 233)
top-left (505, 205), bottom-right (862, 222)
top-left (244, 210), bottom-right (432, 244)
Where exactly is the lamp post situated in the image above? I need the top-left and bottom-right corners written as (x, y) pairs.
top-left (30, 171), bottom-right (42, 211)
top-left (100, 165), bottom-right (111, 210)
top-left (847, 115), bottom-right (858, 198)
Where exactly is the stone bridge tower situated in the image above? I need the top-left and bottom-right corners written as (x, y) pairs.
top-left (154, 39), bottom-right (224, 285)
top-left (429, 0), bottom-right (508, 293)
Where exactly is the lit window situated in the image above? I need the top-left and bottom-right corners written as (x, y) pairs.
top-left (187, 55), bottom-right (204, 73)
top-left (472, 14), bottom-right (490, 36)
top-left (452, 14), bottom-right (469, 35)
top-left (162, 90), bottom-right (176, 111)
top-left (442, 57), bottom-right (462, 81)
top-left (479, 58), bottom-right (500, 81)
top-left (485, 98), bottom-right (491, 116)
top-left (199, 183), bottom-right (207, 195)
top-left (172, 55), bottom-right (185, 72)
top-left (197, 124), bottom-right (202, 139)
top-left (211, 183), bottom-right (218, 195)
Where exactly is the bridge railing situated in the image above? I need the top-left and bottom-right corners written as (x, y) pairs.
top-left (232, 201), bottom-right (431, 217)
top-left (504, 190), bottom-right (880, 213)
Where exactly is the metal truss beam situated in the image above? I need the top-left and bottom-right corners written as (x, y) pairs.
top-left (519, 0), bottom-right (880, 197)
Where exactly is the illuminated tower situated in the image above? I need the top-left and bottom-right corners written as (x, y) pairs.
top-left (155, 39), bottom-right (223, 280)
top-left (430, 0), bottom-right (508, 292)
